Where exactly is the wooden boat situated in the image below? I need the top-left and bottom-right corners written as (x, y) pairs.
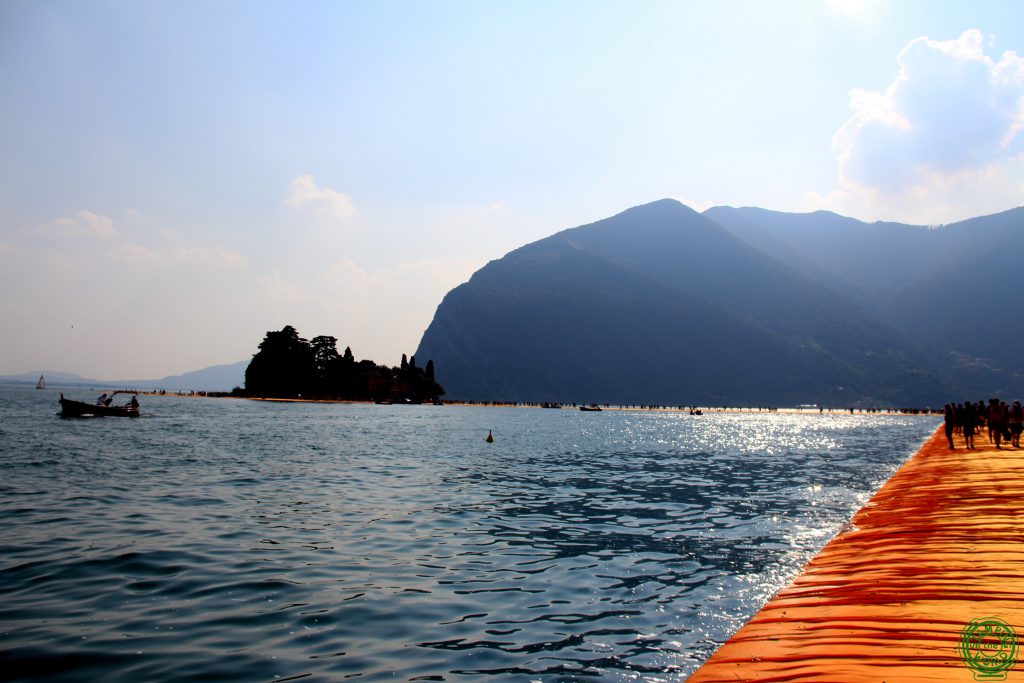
top-left (59, 392), bottom-right (140, 418)
top-left (580, 404), bottom-right (602, 412)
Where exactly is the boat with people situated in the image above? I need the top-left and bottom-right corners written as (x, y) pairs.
top-left (59, 391), bottom-right (140, 418)
top-left (580, 404), bottom-right (603, 412)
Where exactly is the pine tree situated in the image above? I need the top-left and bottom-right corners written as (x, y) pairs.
top-left (244, 325), bottom-right (315, 397)
top-left (310, 335), bottom-right (340, 395)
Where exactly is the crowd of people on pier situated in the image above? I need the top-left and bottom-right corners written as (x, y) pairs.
top-left (943, 398), bottom-right (1024, 450)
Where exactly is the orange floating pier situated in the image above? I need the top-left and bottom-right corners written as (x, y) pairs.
top-left (689, 426), bottom-right (1024, 682)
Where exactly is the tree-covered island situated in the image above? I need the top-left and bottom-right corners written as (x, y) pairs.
top-left (242, 325), bottom-right (444, 402)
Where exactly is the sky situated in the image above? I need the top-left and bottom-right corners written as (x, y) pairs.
top-left (2, 0), bottom-right (1024, 380)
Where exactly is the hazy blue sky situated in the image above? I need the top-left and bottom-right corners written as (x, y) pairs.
top-left (3, 0), bottom-right (1023, 379)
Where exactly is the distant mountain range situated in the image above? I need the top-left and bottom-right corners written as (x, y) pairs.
top-left (416, 199), bottom-right (1024, 406)
top-left (1, 360), bottom-right (248, 392)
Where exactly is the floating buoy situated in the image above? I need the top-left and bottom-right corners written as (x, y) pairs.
top-left (486, 430), bottom-right (494, 443)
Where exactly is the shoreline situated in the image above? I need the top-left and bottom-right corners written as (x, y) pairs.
top-left (136, 391), bottom-right (938, 415)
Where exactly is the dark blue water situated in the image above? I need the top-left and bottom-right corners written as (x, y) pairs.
top-left (0, 385), bottom-right (937, 681)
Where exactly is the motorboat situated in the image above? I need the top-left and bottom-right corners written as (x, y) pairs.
top-left (59, 391), bottom-right (140, 418)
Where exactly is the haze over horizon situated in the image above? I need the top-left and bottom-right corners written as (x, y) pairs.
top-left (3, 1), bottom-right (1024, 380)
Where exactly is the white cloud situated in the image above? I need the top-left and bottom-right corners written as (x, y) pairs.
top-left (173, 246), bottom-right (246, 268)
top-left (817, 30), bottom-right (1024, 222)
top-left (118, 243), bottom-right (246, 268)
top-left (807, 154), bottom-right (1024, 224)
top-left (835, 30), bottom-right (1024, 191)
top-left (51, 210), bottom-right (116, 238)
top-left (119, 243), bottom-right (158, 263)
top-left (285, 174), bottom-right (356, 219)
top-left (258, 270), bottom-right (307, 307)
top-left (671, 195), bottom-right (715, 213)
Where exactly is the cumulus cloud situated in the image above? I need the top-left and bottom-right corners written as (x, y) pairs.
top-left (285, 174), bottom-right (356, 219)
top-left (52, 210), bottom-right (116, 238)
top-left (835, 30), bottom-right (1024, 192)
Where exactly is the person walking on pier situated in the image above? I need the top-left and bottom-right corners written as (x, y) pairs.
top-left (989, 398), bottom-right (1008, 449)
top-left (944, 404), bottom-right (956, 449)
top-left (962, 402), bottom-right (977, 450)
top-left (1010, 400), bottom-right (1023, 449)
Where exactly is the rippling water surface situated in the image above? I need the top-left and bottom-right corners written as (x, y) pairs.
top-left (0, 386), bottom-right (937, 681)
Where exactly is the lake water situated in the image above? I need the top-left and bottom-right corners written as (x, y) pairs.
top-left (0, 385), bottom-right (937, 682)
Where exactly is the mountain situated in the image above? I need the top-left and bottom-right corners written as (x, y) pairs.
top-left (707, 205), bottom-right (1024, 398)
top-left (143, 360), bottom-right (249, 392)
top-left (0, 370), bottom-right (100, 386)
top-left (878, 209), bottom-right (1024, 396)
top-left (701, 207), bottom-right (941, 299)
top-left (415, 199), bottom-right (981, 406)
top-left (0, 360), bottom-right (248, 392)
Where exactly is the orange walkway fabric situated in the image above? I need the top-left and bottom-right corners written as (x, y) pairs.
top-left (689, 426), bottom-right (1024, 682)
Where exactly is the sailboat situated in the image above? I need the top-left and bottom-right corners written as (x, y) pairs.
top-left (36, 374), bottom-right (46, 390)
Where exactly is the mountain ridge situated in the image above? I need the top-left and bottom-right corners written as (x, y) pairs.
top-left (0, 360), bottom-right (248, 392)
top-left (416, 199), bottom-right (1021, 405)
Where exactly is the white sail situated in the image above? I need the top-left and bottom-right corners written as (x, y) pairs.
top-left (36, 374), bottom-right (46, 390)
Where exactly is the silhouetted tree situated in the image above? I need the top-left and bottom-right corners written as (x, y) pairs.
top-left (397, 353), bottom-right (444, 401)
top-left (334, 346), bottom-right (356, 396)
top-left (243, 327), bottom-right (444, 401)
top-left (310, 335), bottom-right (341, 395)
top-left (419, 357), bottom-right (445, 399)
top-left (245, 325), bottom-right (315, 397)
